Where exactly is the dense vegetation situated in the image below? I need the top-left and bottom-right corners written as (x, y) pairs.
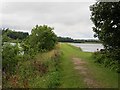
top-left (90, 1), bottom-right (120, 72)
top-left (2, 1), bottom-right (119, 88)
top-left (2, 42), bottom-right (118, 88)
top-left (2, 25), bottom-right (58, 88)
top-left (3, 44), bottom-right (61, 88)
top-left (58, 36), bottom-right (101, 43)
top-left (23, 25), bottom-right (57, 52)
top-left (2, 28), bottom-right (29, 42)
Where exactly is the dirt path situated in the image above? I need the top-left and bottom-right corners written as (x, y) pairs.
top-left (72, 58), bottom-right (101, 88)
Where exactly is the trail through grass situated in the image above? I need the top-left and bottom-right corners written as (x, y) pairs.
top-left (59, 43), bottom-right (118, 88)
top-left (59, 44), bottom-right (86, 88)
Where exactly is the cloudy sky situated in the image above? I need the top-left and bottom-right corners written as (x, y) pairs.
top-left (1, 0), bottom-right (97, 39)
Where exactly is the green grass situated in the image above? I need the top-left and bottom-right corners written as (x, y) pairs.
top-left (3, 43), bottom-right (118, 88)
top-left (59, 43), bottom-right (86, 88)
top-left (59, 43), bottom-right (118, 88)
top-left (27, 48), bottom-right (61, 88)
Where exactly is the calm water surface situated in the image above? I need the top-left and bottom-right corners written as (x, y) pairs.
top-left (69, 43), bottom-right (104, 52)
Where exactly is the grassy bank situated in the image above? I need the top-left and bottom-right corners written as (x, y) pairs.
top-left (59, 43), bottom-right (118, 88)
top-left (59, 43), bottom-right (86, 88)
top-left (3, 44), bottom-right (61, 88)
top-left (3, 43), bottom-right (118, 88)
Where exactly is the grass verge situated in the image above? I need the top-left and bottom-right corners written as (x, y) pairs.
top-left (3, 44), bottom-right (61, 88)
top-left (59, 43), bottom-right (118, 88)
top-left (3, 43), bottom-right (118, 88)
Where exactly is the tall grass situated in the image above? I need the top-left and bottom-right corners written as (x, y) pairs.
top-left (3, 44), bottom-right (62, 88)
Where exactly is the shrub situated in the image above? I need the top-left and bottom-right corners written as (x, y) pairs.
top-left (23, 25), bottom-right (58, 54)
top-left (92, 51), bottom-right (119, 72)
top-left (2, 43), bottom-right (20, 74)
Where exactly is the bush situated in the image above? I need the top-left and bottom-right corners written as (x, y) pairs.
top-left (2, 43), bottom-right (20, 74)
top-left (23, 25), bottom-right (58, 54)
top-left (92, 51), bottom-right (119, 73)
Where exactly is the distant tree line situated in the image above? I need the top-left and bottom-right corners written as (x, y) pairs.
top-left (58, 36), bottom-right (101, 43)
top-left (2, 28), bottom-right (101, 44)
top-left (57, 37), bottom-right (74, 42)
top-left (2, 28), bottom-right (29, 42)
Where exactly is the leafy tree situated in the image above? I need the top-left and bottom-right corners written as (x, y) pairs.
top-left (31, 25), bottom-right (57, 51)
top-left (90, 2), bottom-right (120, 51)
top-left (90, 1), bottom-right (120, 72)
top-left (23, 25), bottom-right (57, 55)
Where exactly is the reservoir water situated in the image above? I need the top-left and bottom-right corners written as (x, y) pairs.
top-left (69, 43), bottom-right (104, 52)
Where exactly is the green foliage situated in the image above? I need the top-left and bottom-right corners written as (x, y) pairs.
top-left (92, 51), bottom-right (119, 72)
top-left (2, 43), bottom-right (21, 74)
top-left (2, 25), bottom-right (58, 88)
top-left (2, 25), bottom-right (58, 76)
top-left (90, 2), bottom-right (120, 72)
top-left (31, 25), bottom-right (57, 50)
top-left (58, 37), bottom-right (74, 42)
top-left (58, 36), bottom-right (101, 43)
top-left (2, 28), bottom-right (29, 42)
top-left (90, 2), bottom-right (120, 50)
top-left (23, 25), bottom-right (58, 55)
top-left (2, 46), bottom-right (61, 88)
top-left (47, 51), bottom-right (61, 88)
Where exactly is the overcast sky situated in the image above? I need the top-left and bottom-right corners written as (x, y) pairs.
top-left (1, 1), bottom-right (97, 39)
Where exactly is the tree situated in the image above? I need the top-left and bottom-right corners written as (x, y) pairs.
top-left (23, 25), bottom-right (57, 54)
top-left (90, 1), bottom-right (120, 72)
top-left (2, 28), bottom-right (29, 42)
top-left (57, 37), bottom-right (74, 42)
top-left (90, 2), bottom-right (120, 60)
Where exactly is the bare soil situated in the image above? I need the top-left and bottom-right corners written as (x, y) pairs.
top-left (72, 58), bottom-right (101, 88)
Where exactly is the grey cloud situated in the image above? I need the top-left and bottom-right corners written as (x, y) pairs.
top-left (1, 2), bottom-right (96, 39)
